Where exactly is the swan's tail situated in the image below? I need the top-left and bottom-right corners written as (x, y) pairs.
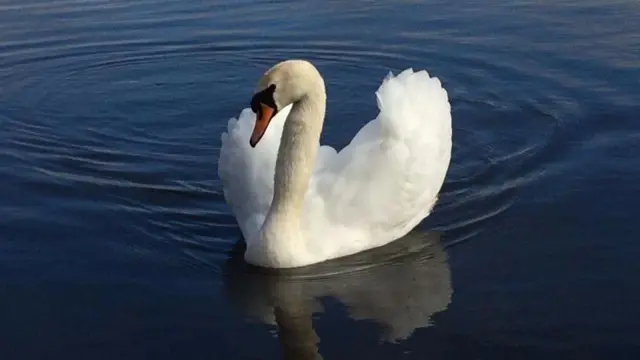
top-left (314, 67), bottom-right (452, 248)
top-left (365, 67), bottom-right (452, 238)
top-left (375, 68), bottom-right (451, 145)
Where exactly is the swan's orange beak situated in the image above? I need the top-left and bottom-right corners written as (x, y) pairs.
top-left (250, 103), bottom-right (275, 147)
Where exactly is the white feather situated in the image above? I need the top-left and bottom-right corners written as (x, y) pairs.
top-left (218, 65), bottom-right (452, 267)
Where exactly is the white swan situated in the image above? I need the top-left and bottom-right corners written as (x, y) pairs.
top-left (218, 59), bottom-right (452, 268)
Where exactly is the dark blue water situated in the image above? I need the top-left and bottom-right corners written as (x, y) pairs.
top-left (1, 0), bottom-right (639, 358)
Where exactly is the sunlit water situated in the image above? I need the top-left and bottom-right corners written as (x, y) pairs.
top-left (1, 0), bottom-right (639, 359)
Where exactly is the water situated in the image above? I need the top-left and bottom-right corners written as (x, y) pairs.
top-left (1, 0), bottom-right (639, 358)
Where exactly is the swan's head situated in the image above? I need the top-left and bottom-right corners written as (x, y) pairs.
top-left (249, 59), bottom-right (324, 147)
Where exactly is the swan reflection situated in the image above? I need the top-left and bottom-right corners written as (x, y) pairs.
top-left (222, 230), bottom-right (452, 359)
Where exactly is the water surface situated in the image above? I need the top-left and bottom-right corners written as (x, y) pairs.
top-left (1, 0), bottom-right (639, 359)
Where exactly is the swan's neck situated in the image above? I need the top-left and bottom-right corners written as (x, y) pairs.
top-left (270, 91), bottom-right (326, 218)
top-left (249, 72), bottom-right (326, 268)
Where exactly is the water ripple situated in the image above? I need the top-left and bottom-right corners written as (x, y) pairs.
top-left (1, 0), bottom-right (637, 274)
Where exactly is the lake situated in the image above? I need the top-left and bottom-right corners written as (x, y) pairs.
top-left (1, 0), bottom-right (639, 359)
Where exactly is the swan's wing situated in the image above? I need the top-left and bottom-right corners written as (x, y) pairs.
top-left (307, 69), bottom-right (452, 251)
top-left (218, 104), bottom-right (292, 239)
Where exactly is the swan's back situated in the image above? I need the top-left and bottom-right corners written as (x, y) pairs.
top-left (304, 68), bottom-right (452, 258)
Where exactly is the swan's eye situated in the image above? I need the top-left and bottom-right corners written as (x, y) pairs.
top-left (250, 84), bottom-right (277, 113)
top-left (250, 97), bottom-right (259, 113)
top-left (262, 84), bottom-right (277, 110)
